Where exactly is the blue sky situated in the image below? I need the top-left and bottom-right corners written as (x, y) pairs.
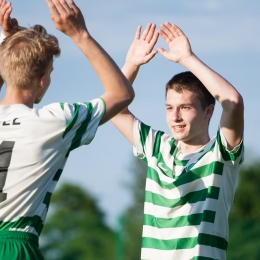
top-left (2, 0), bottom-right (260, 227)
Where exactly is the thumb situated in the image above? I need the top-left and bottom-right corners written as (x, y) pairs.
top-left (158, 47), bottom-right (170, 59)
top-left (143, 50), bottom-right (158, 64)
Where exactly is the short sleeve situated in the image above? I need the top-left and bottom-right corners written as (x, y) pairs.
top-left (41, 98), bottom-right (105, 152)
top-left (216, 128), bottom-right (244, 166)
top-left (133, 118), bottom-right (168, 162)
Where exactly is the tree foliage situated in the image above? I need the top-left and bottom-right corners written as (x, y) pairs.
top-left (227, 162), bottom-right (260, 260)
top-left (122, 157), bottom-right (147, 260)
top-left (40, 182), bottom-right (115, 260)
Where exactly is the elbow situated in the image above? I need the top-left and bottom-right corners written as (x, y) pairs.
top-left (223, 93), bottom-right (244, 113)
top-left (233, 93), bottom-right (244, 111)
top-left (123, 85), bottom-right (135, 106)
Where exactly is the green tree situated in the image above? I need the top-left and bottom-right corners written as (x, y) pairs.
top-left (40, 182), bottom-right (115, 260)
top-left (122, 157), bottom-right (147, 260)
top-left (227, 162), bottom-right (260, 260)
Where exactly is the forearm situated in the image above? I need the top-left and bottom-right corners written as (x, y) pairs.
top-left (72, 31), bottom-right (134, 101)
top-left (121, 62), bottom-right (140, 84)
top-left (110, 106), bottom-right (135, 145)
top-left (179, 54), bottom-right (243, 109)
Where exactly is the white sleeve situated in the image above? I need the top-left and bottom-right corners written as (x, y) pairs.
top-left (0, 31), bottom-right (6, 44)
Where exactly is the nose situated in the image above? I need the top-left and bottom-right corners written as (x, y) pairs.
top-left (171, 108), bottom-right (182, 122)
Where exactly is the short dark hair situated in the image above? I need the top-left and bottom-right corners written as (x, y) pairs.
top-left (165, 71), bottom-right (215, 109)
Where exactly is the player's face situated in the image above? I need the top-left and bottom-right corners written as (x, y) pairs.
top-left (34, 62), bottom-right (54, 104)
top-left (166, 89), bottom-right (212, 145)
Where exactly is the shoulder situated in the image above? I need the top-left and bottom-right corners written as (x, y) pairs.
top-left (208, 128), bottom-right (244, 165)
top-left (38, 98), bottom-right (105, 121)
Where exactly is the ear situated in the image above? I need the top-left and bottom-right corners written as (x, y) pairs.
top-left (206, 104), bottom-right (214, 119)
top-left (38, 73), bottom-right (46, 89)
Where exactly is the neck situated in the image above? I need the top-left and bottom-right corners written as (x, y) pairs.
top-left (179, 136), bottom-right (210, 154)
top-left (0, 83), bottom-right (37, 108)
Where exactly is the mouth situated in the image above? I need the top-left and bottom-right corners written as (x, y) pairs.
top-left (172, 125), bottom-right (186, 131)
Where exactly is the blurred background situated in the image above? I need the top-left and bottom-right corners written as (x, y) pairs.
top-left (1, 0), bottom-right (260, 259)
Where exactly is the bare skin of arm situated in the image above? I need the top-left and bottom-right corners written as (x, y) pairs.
top-left (111, 23), bottom-right (159, 145)
top-left (158, 22), bottom-right (244, 149)
top-left (46, 0), bottom-right (134, 125)
top-left (0, 0), bottom-right (18, 89)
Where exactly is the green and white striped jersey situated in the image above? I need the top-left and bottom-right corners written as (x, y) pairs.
top-left (0, 99), bottom-right (105, 237)
top-left (133, 118), bottom-right (244, 260)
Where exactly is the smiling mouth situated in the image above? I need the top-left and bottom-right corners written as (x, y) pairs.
top-left (173, 125), bottom-right (185, 129)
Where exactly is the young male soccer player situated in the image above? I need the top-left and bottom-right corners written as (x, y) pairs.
top-left (111, 23), bottom-right (244, 259)
top-left (0, 0), bottom-right (134, 259)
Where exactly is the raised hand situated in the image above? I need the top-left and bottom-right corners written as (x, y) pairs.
top-left (0, 0), bottom-right (18, 36)
top-left (46, 0), bottom-right (88, 39)
top-left (125, 23), bottom-right (159, 67)
top-left (158, 22), bottom-right (192, 63)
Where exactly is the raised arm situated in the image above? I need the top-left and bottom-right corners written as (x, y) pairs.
top-left (0, 0), bottom-right (18, 89)
top-left (46, 0), bottom-right (134, 125)
top-left (158, 22), bottom-right (244, 149)
top-left (111, 24), bottom-right (159, 145)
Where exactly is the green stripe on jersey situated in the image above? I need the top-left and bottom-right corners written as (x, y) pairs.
top-left (53, 169), bottom-right (63, 181)
top-left (68, 102), bottom-right (94, 152)
top-left (144, 210), bottom-right (215, 228)
top-left (147, 161), bottom-right (224, 190)
top-left (142, 233), bottom-right (228, 250)
top-left (216, 131), bottom-right (243, 162)
top-left (0, 215), bottom-right (43, 235)
top-left (60, 103), bottom-right (64, 110)
top-left (145, 186), bottom-right (220, 208)
top-left (174, 157), bottom-right (189, 166)
top-left (43, 192), bottom-right (52, 208)
top-left (140, 122), bottom-right (151, 156)
top-left (152, 131), bottom-right (164, 157)
top-left (63, 103), bottom-right (80, 138)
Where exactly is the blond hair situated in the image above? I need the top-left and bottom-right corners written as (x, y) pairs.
top-left (0, 25), bottom-right (60, 88)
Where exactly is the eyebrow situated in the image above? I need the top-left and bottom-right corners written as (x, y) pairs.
top-left (165, 102), bottom-right (193, 107)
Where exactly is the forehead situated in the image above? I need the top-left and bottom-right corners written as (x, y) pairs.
top-left (166, 89), bottom-right (200, 105)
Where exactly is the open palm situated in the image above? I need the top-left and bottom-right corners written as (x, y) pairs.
top-left (158, 22), bottom-right (192, 63)
top-left (126, 23), bottom-right (159, 67)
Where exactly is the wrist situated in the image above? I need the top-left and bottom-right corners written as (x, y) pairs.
top-left (124, 61), bottom-right (140, 71)
top-left (178, 53), bottom-right (197, 66)
top-left (71, 30), bottom-right (91, 44)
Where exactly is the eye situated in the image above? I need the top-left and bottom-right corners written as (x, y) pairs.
top-left (181, 106), bottom-right (190, 110)
top-left (166, 106), bottom-right (172, 111)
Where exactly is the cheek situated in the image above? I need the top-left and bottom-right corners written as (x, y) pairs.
top-left (166, 112), bottom-right (171, 124)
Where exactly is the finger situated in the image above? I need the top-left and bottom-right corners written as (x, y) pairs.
top-left (146, 23), bottom-right (156, 43)
top-left (46, 0), bottom-right (60, 18)
top-left (161, 23), bottom-right (181, 42)
top-left (67, 0), bottom-right (79, 13)
top-left (143, 50), bottom-right (158, 63)
top-left (1, 1), bottom-right (11, 15)
top-left (149, 29), bottom-right (159, 47)
top-left (165, 22), bottom-right (181, 38)
top-left (141, 23), bottom-right (152, 41)
top-left (173, 24), bottom-right (186, 38)
top-left (157, 47), bottom-right (170, 60)
top-left (3, 5), bottom-right (11, 26)
top-left (48, 0), bottom-right (67, 16)
top-left (159, 28), bottom-right (172, 45)
top-left (58, 0), bottom-right (72, 13)
top-left (0, 0), bottom-right (6, 8)
top-left (134, 25), bottom-right (141, 40)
